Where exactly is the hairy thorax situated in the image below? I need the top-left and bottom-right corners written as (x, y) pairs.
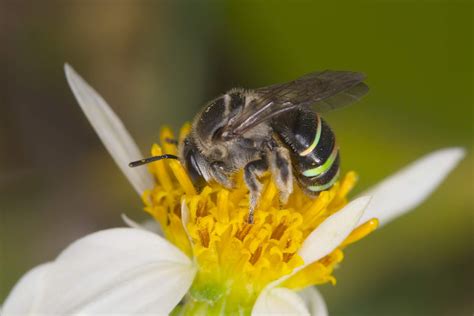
top-left (197, 123), bottom-right (272, 173)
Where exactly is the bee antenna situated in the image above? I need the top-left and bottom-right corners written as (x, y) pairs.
top-left (128, 154), bottom-right (179, 168)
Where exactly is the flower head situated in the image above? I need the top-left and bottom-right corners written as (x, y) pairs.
top-left (1, 65), bottom-right (465, 316)
top-left (143, 126), bottom-right (377, 313)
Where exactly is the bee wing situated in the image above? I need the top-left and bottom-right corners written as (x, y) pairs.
top-left (226, 70), bottom-right (368, 137)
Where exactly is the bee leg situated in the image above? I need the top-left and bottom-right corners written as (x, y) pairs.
top-left (210, 161), bottom-right (234, 188)
top-left (244, 159), bottom-right (268, 224)
top-left (268, 146), bottom-right (293, 205)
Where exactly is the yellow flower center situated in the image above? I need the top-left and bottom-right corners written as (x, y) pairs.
top-left (143, 125), bottom-right (378, 314)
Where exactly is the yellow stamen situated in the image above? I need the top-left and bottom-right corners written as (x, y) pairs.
top-left (340, 218), bottom-right (379, 248)
top-left (179, 122), bottom-right (192, 142)
top-left (168, 160), bottom-right (197, 195)
top-left (282, 249), bottom-right (344, 290)
top-left (160, 126), bottom-right (178, 156)
top-left (149, 145), bottom-right (173, 191)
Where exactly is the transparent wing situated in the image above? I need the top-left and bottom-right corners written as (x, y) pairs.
top-left (225, 70), bottom-right (368, 137)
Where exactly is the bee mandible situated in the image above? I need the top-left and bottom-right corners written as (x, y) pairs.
top-left (130, 71), bottom-right (369, 223)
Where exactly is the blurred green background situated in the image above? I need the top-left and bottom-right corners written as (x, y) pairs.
top-left (1, 1), bottom-right (472, 314)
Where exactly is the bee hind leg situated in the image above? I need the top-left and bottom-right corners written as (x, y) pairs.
top-left (268, 146), bottom-right (293, 205)
top-left (244, 159), bottom-right (268, 224)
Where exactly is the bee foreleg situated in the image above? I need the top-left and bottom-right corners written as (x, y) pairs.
top-left (244, 159), bottom-right (268, 224)
top-left (210, 161), bottom-right (234, 188)
top-left (268, 146), bottom-right (293, 205)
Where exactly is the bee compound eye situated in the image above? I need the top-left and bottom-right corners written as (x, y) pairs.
top-left (183, 151), bottom-right (205, 185)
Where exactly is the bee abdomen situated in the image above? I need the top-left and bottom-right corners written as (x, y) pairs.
top-left (303, 149), bottom-right (340, 193)
top-left (272, 108), bottom-right (340, 195)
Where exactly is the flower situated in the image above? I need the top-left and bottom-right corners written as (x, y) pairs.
top-left (1, 64), bottom-right (465, 315)
top-left (144, 135), bottom-right (376, 314)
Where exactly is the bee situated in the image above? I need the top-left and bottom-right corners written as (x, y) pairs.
top-left (130, 71), bottom-right (369, 223)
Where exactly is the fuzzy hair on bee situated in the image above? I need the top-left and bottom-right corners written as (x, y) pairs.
top-left (130, 70), bottom-right (369, 223)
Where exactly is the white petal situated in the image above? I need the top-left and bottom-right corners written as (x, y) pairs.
top-left (252, 287), bottom-right (310, 316)
top-left (298, 196), bottom-right (370, 267)
top-left (64, 64), bottom-right (154, 196)
top-left (2, 263), bottom-right (53, 315)
top-left (298, 287), bottom-right (328, 316)
top-left (29, 228), bottom-right (195, 314)
top-left (121, 213), bottom-right (163, 236)
top-left (358, 147), bottom-right (465, 226)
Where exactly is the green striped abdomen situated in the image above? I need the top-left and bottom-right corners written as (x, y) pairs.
top-left (272, 109), bottom-right (340, 196)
